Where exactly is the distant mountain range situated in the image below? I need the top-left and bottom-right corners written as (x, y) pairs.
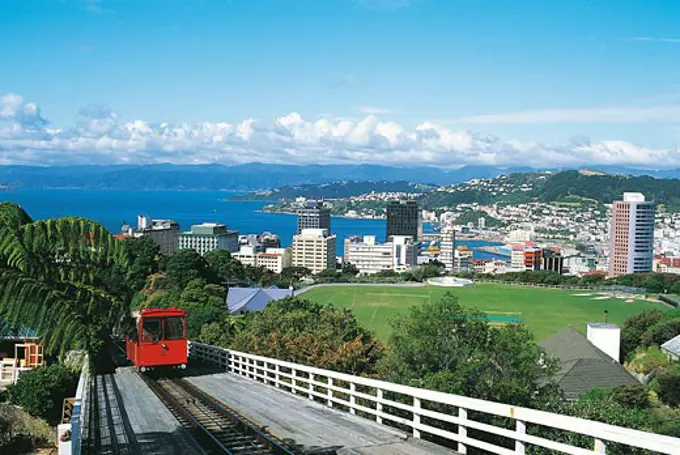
top-left (2, 163), bottom-right (680, 190)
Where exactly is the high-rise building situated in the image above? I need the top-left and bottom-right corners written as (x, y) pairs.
top-left (296, 201), bottom-right (331, 234)
top-left (120, 215), bottom-right (180, 254)
top-left (439, 226), bottom-right (456, 272)
top-left (178, 222), bottom-right (239, 256)
top-left (609, 192), bottom-right (655, 277)
top-left (542, 249), bottom-right (565, 274)
top-left (292, 228), bottom-right (336, 274)
top-left (386, 200), bottom-right (420, 241)
top-left (344, 235), bottom-right (417, 275)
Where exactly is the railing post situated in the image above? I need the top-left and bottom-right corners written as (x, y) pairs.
top-left (292, 369), bottom-right (297, 394)
top-left (413, 397), bottom-right (421, 438)
top-left (275, 363), bottom-right (280, 388)
top-left (515, 420), bottom-right (526, 454)
top-left (458, 408), bottom-right (467, 454)
top-left (327, 377), bottom-right (333, 407)
top-left (594, 438), bottom-right (606, 453)
top-left (349, 382), bottom-right (356, 415)
top-left (376, 388), bottom-right (383, 425)
top-left (308, 373), bottom-right (314, 400)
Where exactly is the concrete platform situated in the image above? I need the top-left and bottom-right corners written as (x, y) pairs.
top-left (90, 367), bottom-right (203, 455)
top-left (187, 371), bottom-right (456, 455)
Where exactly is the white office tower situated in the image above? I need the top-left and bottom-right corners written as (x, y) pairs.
top-left (439, 225), bottom-right (456, 272)
top-left (292, 229), bottom-right (337, 274)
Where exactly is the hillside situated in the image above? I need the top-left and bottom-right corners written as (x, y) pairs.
top-left (1, 163), bottom-right (680, 191)
top-left (231, 181), bottom-right (435, 201)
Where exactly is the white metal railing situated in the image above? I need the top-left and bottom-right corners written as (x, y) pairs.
top-left (58, 357), bottom-right (89, 455)
top-left (190, 342), bottom-right (680, 455)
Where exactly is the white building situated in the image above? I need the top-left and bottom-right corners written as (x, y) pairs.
top-left (344, 235), bottom-right (417, 275)
top-left (292, 229), bottom-right (337, 274)
top-left (232, 245), bottom-right (258, 267)
top-left (256, 248), bottom-right (292, 274)
top-left (233, 246), bottom-right (293, 274)
top-left (178, 222), bottom-right (239, 256)
top-left (510, 244), bottom-right (525, 271)
top-left (439, 226), bottom-right (456, 272)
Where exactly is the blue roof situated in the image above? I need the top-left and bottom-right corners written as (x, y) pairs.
top-left (226, 287), bottom-right (293, 314)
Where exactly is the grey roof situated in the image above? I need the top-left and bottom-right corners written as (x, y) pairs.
top-left (226, 287), bottom-right (293, 314)
top-left (661, 334), bottom-right (680, 357)
top-left (541, 327), bottom-right (638, 400)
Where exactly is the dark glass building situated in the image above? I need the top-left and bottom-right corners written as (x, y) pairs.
top-left (386, 200), bottom-right (419, 241)
top-left (296, 201), bottom-right (331, 234)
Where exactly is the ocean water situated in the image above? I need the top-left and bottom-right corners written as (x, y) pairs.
top-left (1, 189), bottom-right (501, 258)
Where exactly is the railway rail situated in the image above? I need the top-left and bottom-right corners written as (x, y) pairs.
top-left (140, 373), bottom-right (298, 455)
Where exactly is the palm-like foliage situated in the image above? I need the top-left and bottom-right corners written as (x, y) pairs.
top-left (0, 206), bottom-right (132, 365)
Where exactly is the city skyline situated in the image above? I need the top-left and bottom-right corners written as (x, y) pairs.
top-left (2, 0), bottom-right (680, 167)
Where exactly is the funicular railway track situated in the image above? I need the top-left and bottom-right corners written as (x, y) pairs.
top-left (140, 373), bottom-right (298, 455)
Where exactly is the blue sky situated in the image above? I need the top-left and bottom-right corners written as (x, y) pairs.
top-left (1, 0), bottom-right (679, 167)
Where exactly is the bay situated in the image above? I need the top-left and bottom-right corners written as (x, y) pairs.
top-left (1, 189), bottom-right (502, 258)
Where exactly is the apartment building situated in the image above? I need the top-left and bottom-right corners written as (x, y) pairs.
top-left (292, 228), bottom-right (337, 274)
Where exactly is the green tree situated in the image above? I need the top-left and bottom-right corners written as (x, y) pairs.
top-left (640, 319), bottom-right (680, 348)
top-left (657, 371), bottom-right (680, 407)
top-left (231, 297), bottom-right (384, 375)
top-left (620, 310), bottom-right (665, 360)
top-left (165, 249), bottom-right (215, 288)
top-left (7, 364), bottom-right (78, 423)
top-left (611, 384), bottom-right (651, 409)
top-left (124, 236), bottom-right (162, 291)
top-left (204, 249), bottom-right (245, 283)
top-left (0, 209), bottom-right (132, 367)
top-left (380, 292), bottom-right (558, 407)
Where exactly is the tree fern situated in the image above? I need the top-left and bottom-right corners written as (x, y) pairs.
top-left (0, 207), bottom-right (133, 369)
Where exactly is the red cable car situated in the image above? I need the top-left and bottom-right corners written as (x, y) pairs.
top-left (126, 308), bottom-right (188, 372)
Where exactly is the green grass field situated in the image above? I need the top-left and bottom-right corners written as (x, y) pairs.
top-left (301, 283), bottom-right (666, 341)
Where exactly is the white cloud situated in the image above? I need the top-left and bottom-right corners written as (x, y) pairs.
top-left (1, 91), bottom-right (679, 168)
top-left (357, 106), bottom-right (400, 115)
top-left (457, 106), bottom-right (680, 124)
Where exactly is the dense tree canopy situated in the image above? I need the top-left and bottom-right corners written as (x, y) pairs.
top-left (380, 292), bottom-right (559, 407)
top-left (230, 297), bottom-right (384, 375)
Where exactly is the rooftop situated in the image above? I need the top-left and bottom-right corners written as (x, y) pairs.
top-left (541, 327), bottom-right (638, 400)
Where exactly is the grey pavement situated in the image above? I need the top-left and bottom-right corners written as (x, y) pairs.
top-left (89, 367), bottom-right (204, 455)
top-left (187, 371), bottom-right (455, 455)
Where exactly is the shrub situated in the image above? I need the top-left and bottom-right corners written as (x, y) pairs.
top-left (657, 371), bottom-right (680, 407)
top-left (7, 364), bottom-right (78, 423)
top-left (0, 403), bottom-right (53, 452)
top-left (611, 384), bottom-right (650, 409)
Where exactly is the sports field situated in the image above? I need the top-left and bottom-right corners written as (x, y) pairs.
top-left (300, 283), bottom-right (665, 341)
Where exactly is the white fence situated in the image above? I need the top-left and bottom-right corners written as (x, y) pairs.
top-left (190, 342), bottom-right (680, 455)
top-left (58, 358), bottom-right (89, 455)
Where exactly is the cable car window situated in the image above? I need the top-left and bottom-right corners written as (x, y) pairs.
top-left (164, 316), bottom-right (185, 341)
top-left (142, 317), bottom-right (162, 343)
